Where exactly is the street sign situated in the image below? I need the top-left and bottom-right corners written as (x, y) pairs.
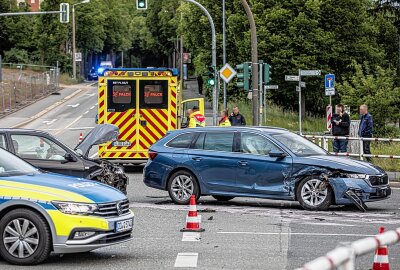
top-left (300, 70), bottom-right (321, 76)
top-left (285, 75), bottom-right (299, 81)
top-left (325, 74), bottom-right (335, 89)
top-left (183, 53), bottom-right (191, 64)
top-left (219, 63), bottom-right (237, 83)
top-left (325, 88), bottom-right (335, 96)
top-left (300, 81), bottom-right (306, 88)
top-left (296, 86), bottom-right (300, 92)
top-left (265, 85), bottom-right (278, 90)
top-left (75, 52), bottom-right (82, 62)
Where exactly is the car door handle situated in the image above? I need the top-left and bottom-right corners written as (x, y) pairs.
top-left (238, 161), bottom-right (248, 166)
top-left (192, 157), bottom-right (202, 161)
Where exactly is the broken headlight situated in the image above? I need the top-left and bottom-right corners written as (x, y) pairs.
top-left (343, 173), bottom-right (368, 179)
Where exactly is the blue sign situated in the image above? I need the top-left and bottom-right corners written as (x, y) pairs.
top-left (325, 74), bottom-right (335, 89)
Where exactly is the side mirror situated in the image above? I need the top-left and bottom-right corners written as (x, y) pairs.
top-left (269, 150), bottom-right (287, 159)
top-left (63, 153), bottom-right (76, 163)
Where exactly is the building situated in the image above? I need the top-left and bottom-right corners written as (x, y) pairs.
top-left (16, 0), bottom-right (43, 12)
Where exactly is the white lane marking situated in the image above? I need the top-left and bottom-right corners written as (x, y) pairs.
top-left (95, 103), bottom-right (98, 105)
top-left (90, 106), bottom-right (95, 110)
top-left (54, 115), bottom-right (83, 135)
top-left (300, 222), bottom-right (356, 227)
top-left (84, 111), bottom-right (89, 114)
top-left (90, 153), bottom-right (98, 158)
top-left (217, 232), bottom-right (374, 237)
top-left (182, 232), bottom-right (201, 242)
top-left (392, 187), bottom-right (400, 190)
top-left (69, 126), bottom-right (94, 130)
top-left (67, 103), bottom-right (80, 108)
top-left (84, 93), bottom-right (95, 97)
top-left (42, 126), bottom-right (94, 131)
top-left (42, 119), bottom-right (57, 126)
top-left (174, 253), bottom-right (198, 268)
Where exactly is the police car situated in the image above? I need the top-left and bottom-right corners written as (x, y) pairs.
top-left (0, 148), bottom-right (134, 265)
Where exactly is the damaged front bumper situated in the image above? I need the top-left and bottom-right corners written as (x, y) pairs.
top-left (329, 177), bottom-right (391, 205)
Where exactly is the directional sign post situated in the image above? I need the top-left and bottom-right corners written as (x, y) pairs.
top-left (265, 85), bottom-right (279, 90)
top-left (300, 70), bottom-right (321, 76)
top-left (325, 74), bottom-right (335, 106)
top-left (219, 63), bottom-right (237, 84)
top-left (285, 75), bottom-right (299, 81)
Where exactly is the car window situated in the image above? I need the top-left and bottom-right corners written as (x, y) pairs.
top-left (167, 133), bottom-right (196, 148)
top-left (204, 132), bottom-right (234, 152)
top-left (0, 134), bottom-right (6, 149)
top-left (11, 134), bottom-right (67, 161)
top-left (192, 132), bottom-right (205, 149)
top-left (139, 80), bottom-right (168, 109)
top-left (272, 132), bottom-right (327, 156)
top-left (0, 148), bottom-right (37, 177)
top-left (241, 133), bottom-right (279, 155)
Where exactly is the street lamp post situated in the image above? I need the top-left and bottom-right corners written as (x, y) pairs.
top-left (72, 0), bottom-right (90, 79)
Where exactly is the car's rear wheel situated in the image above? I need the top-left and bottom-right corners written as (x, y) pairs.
top-left (212, 195), bottom-right (235, 202)
top-left (167, 170), bottom-right (200, 205)
top-left (0, 209), bottom-right (51, 265)
top-left (296, 176), bottom-right (332, 211)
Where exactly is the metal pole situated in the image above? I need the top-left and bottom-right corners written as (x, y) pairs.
top-left (180, 36), bottom-right (184, 87)
top-left (121, 50), bottom-right (124, 68)
top-left (0, 10), bottom-right (62, 16)
top-left (263, 86), bottom-right (267, 125)
top-left (259, 62), bottom-right (263, 126)
top-left (185, 0), bottom-right (217, 125)
top-left (56, 61), bottom-right (59, 88)
top-left (72, 4), bottom-right (76, 79)
top-left (222, 0), bottom-right (227, 109)
top-left (0, 54), bottom-right (2, 83)
top-left (298, 69), bottom-right (302, 134)
top-left (240, 0), bottom-right (258, 126)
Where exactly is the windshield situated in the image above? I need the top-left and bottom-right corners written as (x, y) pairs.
top-left (0, 148), bottom-right (38, 177)
top-left (272, 132), bottom-right (327, 157)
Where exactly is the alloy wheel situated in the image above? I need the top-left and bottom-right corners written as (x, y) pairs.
top-left (171, 175), bottom-right (194, 202)
top-left (300, 179), bottom-right (328, 207)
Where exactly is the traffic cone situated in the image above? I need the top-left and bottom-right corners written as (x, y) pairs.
top-left (79, 132), bottom-right (83, 143)
top-left (181, 195), bottom-right (205, 232)
top-left (372, 227), bottom-right (390, 270)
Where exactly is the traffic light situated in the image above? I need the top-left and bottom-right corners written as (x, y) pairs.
top-left (59, 3), bottom-right (69, 23)
top-left (236, 62), bottom-right (251, 91)
top-left (263, 63), bottom-right (272, 84)
top-left (136, 0), bottom-right (147, 10)
top-left (207, 66), bottom-right (216, 86)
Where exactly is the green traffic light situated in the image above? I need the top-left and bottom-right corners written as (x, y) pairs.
top-left (208, 78), bottom-right (215, 86)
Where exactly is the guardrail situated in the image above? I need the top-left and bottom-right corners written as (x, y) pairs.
top-left (295, 227), bottom-right (399, 270)
top-left (303, 135), bottom-right (400, 160)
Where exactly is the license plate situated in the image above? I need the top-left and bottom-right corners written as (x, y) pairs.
top-left (115, 219), bottom-right (133, 233)
top-left (113, 141), bottom-right (131, 147)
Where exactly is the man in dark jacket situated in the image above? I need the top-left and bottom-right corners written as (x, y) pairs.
top-left (331, 104), bottom-right (350, 152)
top-left (359, 104), bottom-right (373, 161)
top-left (229, 106), bottom-right (246, 126)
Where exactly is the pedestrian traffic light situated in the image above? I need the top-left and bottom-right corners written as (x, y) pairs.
top-left (207, 66), bottom-right (216, 86)
top-left (263, 63), bottom-right (272, 84)
top-left (136, 0), bottom-right (147, 10)
top-left (59, 3), bottom-right (69, 23)
top-left (236, 62), bottom-right (251, 91)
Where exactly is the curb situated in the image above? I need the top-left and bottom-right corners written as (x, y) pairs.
top-left (390, 181), bottom-right (400, 188)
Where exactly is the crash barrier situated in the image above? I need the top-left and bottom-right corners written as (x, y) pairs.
top-left (295, 227), bottom-right (396, 270)
top-left (0, 63), bottom-right (60, 115)
top-left (303, 135), bottom-right (400, 160)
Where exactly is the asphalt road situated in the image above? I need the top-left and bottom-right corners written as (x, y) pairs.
top-left (1, 82), bottom-right (400, 269)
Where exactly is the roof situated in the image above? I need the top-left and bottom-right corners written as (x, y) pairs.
top-left (173, 126), bottom-right (288, 134)
top-left (0, 128), bottom-right (50, 135)
top-left (106, 67), bottom-right (179, 76)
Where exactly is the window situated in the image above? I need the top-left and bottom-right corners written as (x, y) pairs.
top-left (0, 148), bottom-right (37, 177)
top-left (204, 132), bottom-right (234, 152)
top-left (192, 132), bottom-right (205, 149)
top-left (272, 132), bottom-right (327, 157)
top-left (167, 133), bottom-right (195, 149)
top-left (107, 80), bottom-right (136, 112)
top-left (0, 135), bottom-right (6, 149)
top-left (11, 135), bottom-right (67, 161)
top-left (140, 80), bottom-right (168, 109)
top-left (241, 133), bottom-right (278, 155)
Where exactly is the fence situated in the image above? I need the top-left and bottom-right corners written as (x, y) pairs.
top-left (303, 135), bottom-right (400, 160)
top-left (0, 63), bottom-right (60, 116)
top-left (295, 227), bottom-right (400, 270)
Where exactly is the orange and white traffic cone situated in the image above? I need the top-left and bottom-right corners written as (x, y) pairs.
top-left (79, 132), bottom-right (83, 143)
top-left (181, 195), bottom-right (205, 232)
top-left (372, 227), bottom-right (390, 270)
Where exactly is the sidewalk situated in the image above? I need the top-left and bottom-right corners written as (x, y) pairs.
top-left (183, 79), bottom-right (213, 126)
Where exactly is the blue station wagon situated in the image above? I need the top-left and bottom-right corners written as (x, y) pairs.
top-left (143, 127), bottom-right (390, 211)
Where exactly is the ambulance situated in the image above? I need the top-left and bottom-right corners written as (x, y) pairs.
top-left (97, 68), bottom-right (204, 163)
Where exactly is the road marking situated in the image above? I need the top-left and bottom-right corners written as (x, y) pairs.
top-left (300, 222), bottom-right (356, 227)
top-left (42, 126), bottom-right (94, 131)
top-left (69, 126), bottom-right (94, 130)
top-left (182, 232), bottom-right (201, 242)
top-left (84, 111), bottom-right (89, 114)
top-left (174, 253), bottom-right (198, 268)
top-left (54, 115), bottom-right (83, 135)
top-left (90, 106), bottom-right (95, 110)
top-left (84, 93), bottom-right (95, 97)
top-left (67, 103), bottom-right (80, 108)
top-left (42, 119), bottom-right (57, 126)
top-left (217, 232), bottom-right (374, 237)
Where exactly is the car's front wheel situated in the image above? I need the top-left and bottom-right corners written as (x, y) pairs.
top-left (0, 209), bottom-right (52, 265)
top-left (296, 176), bottom-right (332, 211)
top-left (167, 170), bottom-right (200, 205)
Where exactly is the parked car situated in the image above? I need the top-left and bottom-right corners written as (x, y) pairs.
top-left (0, 147), bottom-right (134, 265)
top-left (143, 127), bottom-right (391, 211)
top-left (0, 124), bottom-right (129, 194)
top-left (88, 68), bottom-right (98, 81)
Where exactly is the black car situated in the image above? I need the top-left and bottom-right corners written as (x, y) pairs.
top-left (0, 124), bottom-right (128, 193)
top-left (88, 68), bottom-right (98, 81)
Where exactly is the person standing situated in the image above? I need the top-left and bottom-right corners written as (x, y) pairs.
top-left (219, 109), bottom-right (231, 127)
top-left (188, 106), bottom-right (206, 128)
top-left (331, 104), bottom-right (350, 153)
top-left (359, 104), bottom-right (373, 161)
top-left (229, 106), bottom-right (246, 126)
top-left (197, 76), bottom-right (203, 95)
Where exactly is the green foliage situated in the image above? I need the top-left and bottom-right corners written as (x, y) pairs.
top-left (337, 62), bottom-right (400, 135)
top-left (3, 48), bottom-right (29, 63)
